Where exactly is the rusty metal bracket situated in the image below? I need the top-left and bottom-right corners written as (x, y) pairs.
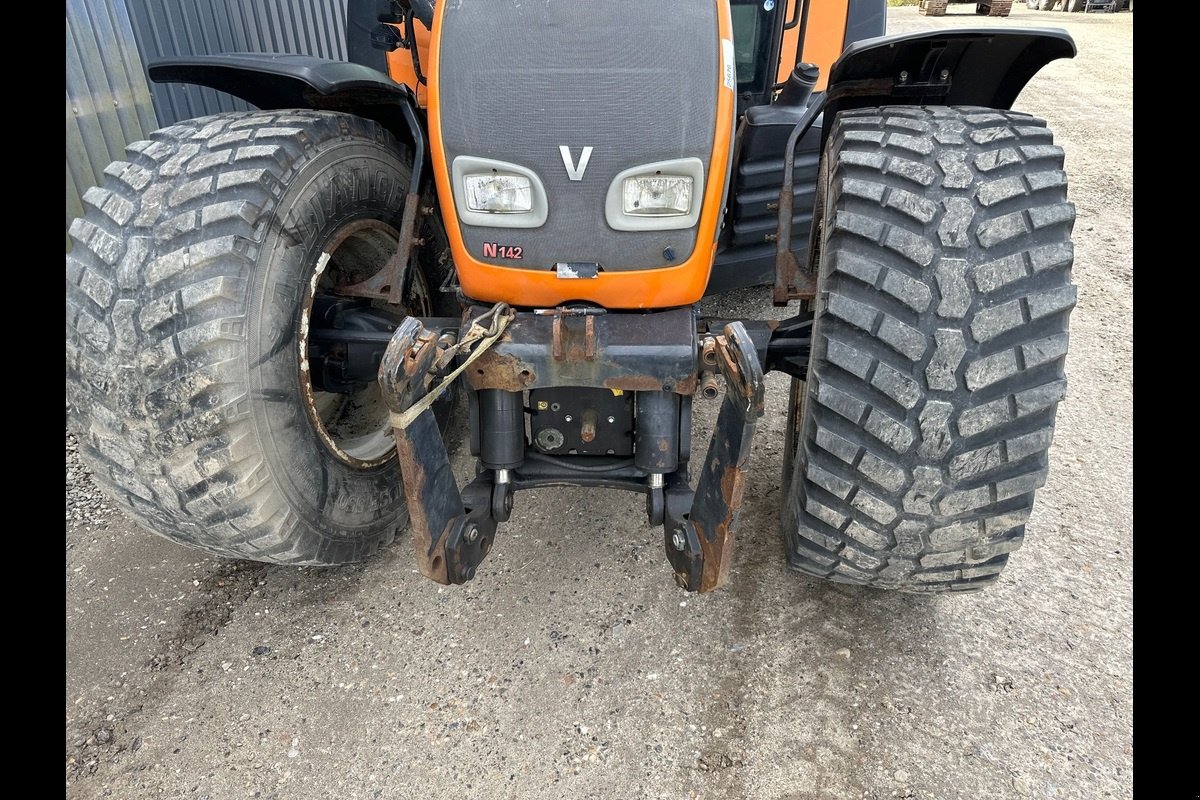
top-left (549, 306), bottom-right (601, 362)
top-left (467, 305), bottom-right (697, 394)
top-left (334, 92), bottom-right (430, 304)
top-left (378, 316), bottom-right (497, 584)
top-left (772, 78), bottom-right (897, 305)
top-left (335, 192), bottom-right (424, 303)
top-left (664, 321), bottom-right (766, 592)
top-left (772, 89), bottom-right (827, 306)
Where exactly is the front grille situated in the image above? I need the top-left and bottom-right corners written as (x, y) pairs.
top-left (435, 1), bottom-right (719, 272)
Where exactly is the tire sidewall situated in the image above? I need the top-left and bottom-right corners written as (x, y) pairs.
top-left (248, 137), bottom-right (412, 548)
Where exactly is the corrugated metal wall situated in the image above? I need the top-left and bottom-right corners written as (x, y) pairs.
top-left (65, 0), bottom-right (159, 246)
top-left (66, 0), bottom-right (349, 246)
top-left (126, 0), bottom-right (348, 127)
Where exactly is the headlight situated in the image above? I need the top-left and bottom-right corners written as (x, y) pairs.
top-left (451, 156), bottom-right (547, 228)
top-left (605, 157), bottom-right (705, 232)
top-left (464, 174), bottom-right (533, 214)
top-left (622, 175), bottom-right (693, 216)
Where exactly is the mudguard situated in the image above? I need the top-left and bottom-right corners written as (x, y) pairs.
top-left (822, 28), bottom-right (1076, 127)
top-left (147, 53), bottom-right (425, 187)
top-left (148, 53), bottom-right (407, 109)
top-left (147, 54), bottom-right (420, 149)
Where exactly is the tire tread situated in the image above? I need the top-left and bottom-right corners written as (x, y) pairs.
top-left (782, 106), bottom-right (1075, 591)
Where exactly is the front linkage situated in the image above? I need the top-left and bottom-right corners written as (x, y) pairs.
top-left (377, 302), bottom-right (811, 593)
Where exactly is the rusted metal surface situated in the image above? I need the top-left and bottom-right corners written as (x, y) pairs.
top-left (297, 248), bottom-right (396, 470)
top-left (773, 248), bottom-right (819, 305)
top-left (670, 322), bottom-right (765, 593)
top-left (584, 315), bottom-right (597, 360)
top-left (773, 79), bottom-right (901, 305)
top-left (467, 306), bottom-right (698, 394)
top-left (388, 193), bottom-right (424, 305)
top-left (772, 90), bottom-right (827, 305)
top-left (379, 313), bottom-right (506, 585)
top-left (334, 194), bottom-right (423, 303)
top-left (376, 306), bottom-right (780, 594)
top-left (378, 316), bottom-right (456, 583)
top-left (550, 308), bottom-right (599, 363)
top-left (392, 428), bottom-right (453, 583)
top-left (550, 314), bottom-right (564, 361)
top-left (606, 374), bottom-right (700, 394)
top-left (699, 372), bottom-right (720, 399)
top-left (580, 410), bottom-right (598, 444)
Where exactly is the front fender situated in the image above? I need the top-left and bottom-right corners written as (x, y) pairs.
top-left (822, 28), bottom-right (1076, 127)
top-left (147, 53), bottom-right (410, 110)
top-left (147, 54), bottom-right (421, 152)
top-left (147, 53), bottom-right (427, 188)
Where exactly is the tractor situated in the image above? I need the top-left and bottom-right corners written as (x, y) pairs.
top-left (66, 0), bottom-right (1077, 594)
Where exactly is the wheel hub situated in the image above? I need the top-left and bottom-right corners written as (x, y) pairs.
top-left (298, 219), bottom-right (431, 469)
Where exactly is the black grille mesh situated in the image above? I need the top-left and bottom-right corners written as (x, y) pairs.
top-left (436, 1), bottom-right (719, 272)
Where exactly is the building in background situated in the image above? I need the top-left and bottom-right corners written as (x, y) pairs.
top-left (66, 0), bottom-right (348, 246)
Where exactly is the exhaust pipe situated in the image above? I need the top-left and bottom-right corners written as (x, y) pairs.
top-left (775, 62), bottom-right (819, 108)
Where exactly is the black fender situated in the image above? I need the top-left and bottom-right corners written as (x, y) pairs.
top-left (770, 29), bottom-right (1074, 302)
top-left (146, 54), bottom-right (424, 175)
top-left (821, 28), bottom-right (1076, 132)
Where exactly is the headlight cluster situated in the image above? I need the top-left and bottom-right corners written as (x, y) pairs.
top-left (452, 155), bottom-right (704, 232)
top-left (622, 175), bottom-right (693, 217)
top-left (464, 174), bottom-right (533, 214)
top-left (451, 156), bottom-right (548, 228)
top-left (605, 158), bottom-right (705, 232)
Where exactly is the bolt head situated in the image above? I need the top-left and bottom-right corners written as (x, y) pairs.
top-left (607, 416), bottom-right (616, 424)
top-left (671, 530), bottom-right (687, 551)
top-left (465, 524), bottom-right (480, 543)
top-left (564, 415), bottom-right (573, 423)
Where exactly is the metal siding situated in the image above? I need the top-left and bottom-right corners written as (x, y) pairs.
top-left (65, 0), bottom-right (158, 244)
top-left (125, 0), bottom-right (349, 126)
top-left (66, 0), bottom-right (350, 245)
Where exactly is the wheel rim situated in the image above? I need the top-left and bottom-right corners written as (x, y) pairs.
top-left (299, 218), bottom-right (432, 469)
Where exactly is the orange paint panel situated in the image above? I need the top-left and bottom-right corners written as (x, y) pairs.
top-left (384, 20), bottom-right (432, 107)
top-left (776, 0), bottom-right (850, 92)
top-left (426, 2), bottom-right (736, 310)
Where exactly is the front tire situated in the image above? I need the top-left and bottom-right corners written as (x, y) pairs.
top-left (66, 110), bottom-right (452, 565)
top-left (781, 106), bottom-right (1076, 592)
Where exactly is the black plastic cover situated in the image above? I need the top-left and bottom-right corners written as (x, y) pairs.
top-left (823, 28), bottom-right (1076, 123)
top-left (147, 53), bottom-right (408, 110)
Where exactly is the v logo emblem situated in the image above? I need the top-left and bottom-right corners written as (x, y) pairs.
top-left (559, 146), bottom-right (594, 181)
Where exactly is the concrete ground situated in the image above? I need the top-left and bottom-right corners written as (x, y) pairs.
top-left (66, 6), bottom-right (1133, 798)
